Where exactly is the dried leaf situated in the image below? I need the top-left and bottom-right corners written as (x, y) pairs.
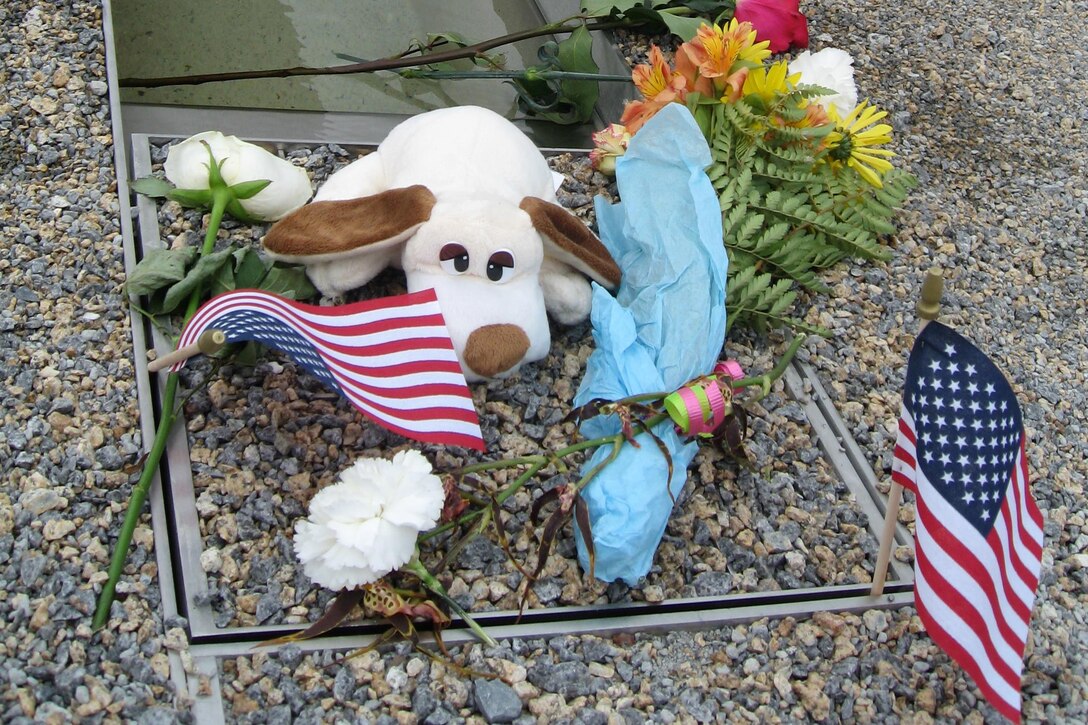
top-left (440, 476), bottom-right (470, 523)
top-left (644, 426), bottom-right (676, 504)
top-left (519, 506), bottom-right (573, 616)
top-left (490, 498), bottom-right (530, 578)
top-left (255, 587), bottom-right (365, 647)
top-left (363, 581), bottom-right (404, 617)
top-left (529, 486), bottom-right (563, 526)
top-left (715, 407), bottom-right (750, 463)
top-left (531, 509), bottom-right (568, 583)
top-left (563, 397), bottom-right (608, 427)
top-left (388, 612), bottom-right (415, 639)
top-left (574, 495), bottom-right (595, 579)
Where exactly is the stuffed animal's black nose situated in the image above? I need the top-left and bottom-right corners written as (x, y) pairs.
top-left (463, 324), bottom-right (530, 378)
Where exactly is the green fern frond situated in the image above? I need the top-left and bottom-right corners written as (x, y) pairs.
top-left (702, 91), bottom-right (913, 336)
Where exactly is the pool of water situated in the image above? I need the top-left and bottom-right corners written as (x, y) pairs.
top-left (112, 0), bottom-right (549, 116)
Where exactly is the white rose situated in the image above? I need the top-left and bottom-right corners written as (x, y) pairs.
top-left (789, 48), bottom-right (858, 116)
top-left (163, 131), bottom-right (312, 221)
top-left (293, 450), bottom-right (445, 591)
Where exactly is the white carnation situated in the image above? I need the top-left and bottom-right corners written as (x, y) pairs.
top-left (163, 130), bottom-right (312, 221)
top-left (293, 450), bottom-right (444, 591)
top-left (789, 48), bottom-right (858, 116)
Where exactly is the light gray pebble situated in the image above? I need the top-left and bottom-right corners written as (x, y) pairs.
top-left (5, 0), bottom-right (1088, 723)
top-left (527, 661), bottom-right (601, 698)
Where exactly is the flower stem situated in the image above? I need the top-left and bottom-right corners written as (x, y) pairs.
top-left (118, 19), bottom-right (623, 89)
top-left (404, 557), bottom-right (497, 647)
top-left (93, 188), bottom-right (230, 630)
top-left (398, 69), bottom-right (631, 83)
top-left (730, 333), bottom-right (807, 398)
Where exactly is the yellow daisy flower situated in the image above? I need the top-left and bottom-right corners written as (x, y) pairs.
top-left (824, 101), bottom-right (897, 187)
top-left (741, 60), bottom-right (801, 106)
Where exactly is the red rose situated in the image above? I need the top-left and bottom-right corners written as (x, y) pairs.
top-left (733, 0), bottom-right (809, 53)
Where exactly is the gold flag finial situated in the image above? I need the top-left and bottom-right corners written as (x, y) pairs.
top-left (916, 268), bottom-right (943, 321)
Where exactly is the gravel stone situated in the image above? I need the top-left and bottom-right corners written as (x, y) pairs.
top-left (473, 678), bottom-right (524, 723)
top-left (527, 661), bottom-right (602, 698)
top-left (4, 0), bottom-right (1086, 722)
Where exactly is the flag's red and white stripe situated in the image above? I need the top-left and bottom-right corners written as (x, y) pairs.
top-left (893, 409), bottom-right (1044, 722)
top-left (175, 289), bottom-right (484, 450)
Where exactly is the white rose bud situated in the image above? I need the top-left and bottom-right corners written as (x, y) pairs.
top-left (163, 131), bottom-right (312, 221)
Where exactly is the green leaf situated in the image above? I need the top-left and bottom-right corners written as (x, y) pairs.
top-left (125, 247), bottom-right (196, 296)
top-left (658, 12), bottom-right (708, 40)
top-left (512, 25), bottom-right (601, 125)
top-left (678, 0), bottom-right (733, 14)
top-left (232, 341), bottom-right (261, 368)
top-left (260, 264), bottom-right (316, 301)
top-left (166, 187), bottom-right (213, 208)
top-left (224, 197), bottom-right (261, 224)
top-left (129, 176), bottom-right (173, 198)
top-left (160, 248), bottom-right (234, 313)
top-left (229, 178), bottom-right (272, 200)
top-left (554, 25), bottom-right (599, 122)
top-left (427, 30), bottom-right (470, 47)
top-left (233, 247), bottom-right (268, 289)
top-left (211, 260), bottom-right (236, 297)
top-left (580, 0), bottom-right (641, 16)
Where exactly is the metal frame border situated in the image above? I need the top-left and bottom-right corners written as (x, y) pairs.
top-left (122, 127), bottom-right (917, 722)
top-left (129, 133), bottom-right (916, 642)
top-left (103, 2), bottom-right (916, 717)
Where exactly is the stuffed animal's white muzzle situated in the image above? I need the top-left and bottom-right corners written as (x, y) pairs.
top-left (408, 268), bottom-right (551, 382)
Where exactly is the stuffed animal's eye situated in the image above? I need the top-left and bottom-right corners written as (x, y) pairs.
top-left (486, 250), bottom-right (515, 283)
top-left (439, 243), bottom-right (469, 275)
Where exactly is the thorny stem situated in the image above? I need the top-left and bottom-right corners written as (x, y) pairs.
top-left (397, 69), bottom-right (631, 83)
top-left (93, 187), bottom-right (230, 630)
top-left (119, 19), bottom-right (624, 89)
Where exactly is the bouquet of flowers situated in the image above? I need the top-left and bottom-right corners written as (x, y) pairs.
top-left (593, 18), bottom-right (916, 334)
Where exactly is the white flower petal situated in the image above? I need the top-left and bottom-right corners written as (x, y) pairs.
top-left (232, 142), bottom-right (312, 221)
top-left (329, 516), bottom-right (385, 555)
top-left (362, 523), bottom-right (420, 572)
top-left (341, 456), bottom-right (392, 486)
top-left (163, 131), bottom-right (228, 190)
top-left (302, 558), bottom-right (382, 591)
top-left (789, 48), bottom-right (858, 115)
top-left (383, 479), bottom-right (443, 530)
top-left (293, 520), bottom-right (336, 564)
top-left (293, 450), bottom-right (443, 590)
top-left (161, 130), bottom-right (312, 220)
top-left (391, 449), bottom-right (435, 474)
top-left (307, 479), bottom-right (380, 520)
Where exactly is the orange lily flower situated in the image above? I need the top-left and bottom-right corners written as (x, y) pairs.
top-left (623, 46), bottom-right (688, 133)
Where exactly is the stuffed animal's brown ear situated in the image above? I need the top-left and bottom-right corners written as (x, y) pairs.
top-left (263, 185), bottom-right (436, 259)
top-left (520, 197), bottom-right (621, 290)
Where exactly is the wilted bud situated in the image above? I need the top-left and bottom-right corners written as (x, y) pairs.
top-left (589, 123), bottom-right (631, 175)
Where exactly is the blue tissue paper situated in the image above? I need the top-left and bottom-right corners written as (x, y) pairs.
top-left (574, 103), bottom-right (728, 585)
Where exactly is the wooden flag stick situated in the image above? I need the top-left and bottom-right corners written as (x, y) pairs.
top-left (871, 268), bottom-right (944, 597)
top-left (146, 329), bottom-right (227, 372)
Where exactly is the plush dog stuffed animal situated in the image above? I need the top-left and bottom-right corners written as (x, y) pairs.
top-left (263, 105), bottom-right (621, 382)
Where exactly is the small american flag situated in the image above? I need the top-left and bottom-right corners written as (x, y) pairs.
top-left (893, 321), bottom-right (1044, 722)
top-left (175, 289), bottom-right (485, 450)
